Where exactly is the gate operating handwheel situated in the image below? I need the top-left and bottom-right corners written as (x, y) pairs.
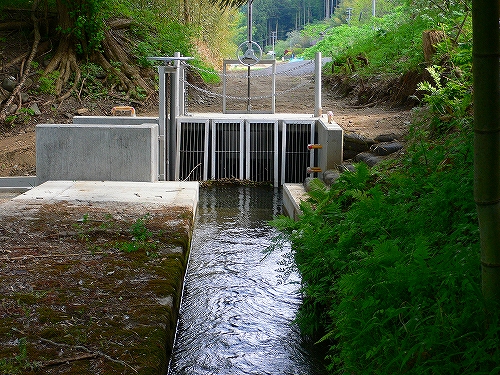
top-left (237, 41), bottom-right (262, 66)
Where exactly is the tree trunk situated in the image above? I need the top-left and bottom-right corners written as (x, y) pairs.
top-left (422, 29), bottom-right (445, 64)
top-left (472, 0), bottom-right (500, 308)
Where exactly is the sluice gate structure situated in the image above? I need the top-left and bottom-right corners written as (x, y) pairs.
top-left (35, 53), bottom-right (343, 188)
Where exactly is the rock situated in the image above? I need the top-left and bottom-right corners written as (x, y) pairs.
top-left (2, 76), bottom-right (17, 92)
top-left (374, 133), bottom-right (399, 142)
top-left (24, 78), bottom-right (34, 88)
top-left (344, 132), bottom-right (376, 152)
top-left (20, 92), bottom-right (29, 103)
top-left (343, 149), bottom-right (360, 160)
top-left (371, 141), bottom-right (403, 156)
top-left (0, 87), bottom-right (9, 102)
top-left (303, 177), bottom-right (326, 192)
top-left (6, 104), bottom-right (18, 115)
top-left (323, 169), bottom-right (341, 186)
top-left (95, 71), bottom-right (107, 79)
top-left (29, 103), bottom-right (42, 116)
top-left (303, 177), bottom-right (315, 192)
top-left (339, 163), bottom-right (356, 173)
top-left (64, 113), bottom-right (73, 119)
top-left (355, 152), bottom-right (380, 167)
top-left (75, 108), bottom-right (89, 115)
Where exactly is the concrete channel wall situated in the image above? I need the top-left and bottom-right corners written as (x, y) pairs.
top-left (316, 115), bottom-right (344, 177)
top-left (0, 181), bottom-right (199, 373)
top-left (36, 123), bottom-right (159, 185)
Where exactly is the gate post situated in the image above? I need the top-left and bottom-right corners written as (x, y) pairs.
top-left (314, 51), bottom-right (322, 117)
top-left (158, 65), bottom-right (167, 180)
top-left (149, 54), bottom-right (193, 181)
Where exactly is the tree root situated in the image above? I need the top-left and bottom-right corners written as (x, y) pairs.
top-left (43, 20), bottom-right (151, 103)
top-left (1, 11), bottom-right (152, 112)
top-left (0, 0), bottom-right (41, 123)
top-left (97, 27), bottom-right (151, 94)
top-left (42, 37), bottom-right (82, 102)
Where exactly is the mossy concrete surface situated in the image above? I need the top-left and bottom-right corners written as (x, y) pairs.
top-left (0, 181), bottom-right (198, 374)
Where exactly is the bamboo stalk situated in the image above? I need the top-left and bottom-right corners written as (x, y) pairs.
top-left (472, 0), bottom-right (500, 306)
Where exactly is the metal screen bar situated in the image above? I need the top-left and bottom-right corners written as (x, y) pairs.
top-left (282, 121), bottom-right (315, 183)
top-left (211, 120), bottom-right (244, 180)
top-left (245, 121), bottom-right (278, 186)
top-left (176, 120), bottom-right (209, 181)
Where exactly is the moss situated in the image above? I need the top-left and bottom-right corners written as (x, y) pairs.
top-left (37, 306), bottom-right (67, 325)
top-left (0, 200), bottom-right (195, 375)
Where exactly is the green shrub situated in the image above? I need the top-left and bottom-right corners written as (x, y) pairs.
top-left (270, 27), bottom-right (499, 371)
top-left (37, 71), bottom-right (60, 94)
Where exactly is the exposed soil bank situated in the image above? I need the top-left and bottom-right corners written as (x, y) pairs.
top-left (0, 189), bottom-right (195, 374)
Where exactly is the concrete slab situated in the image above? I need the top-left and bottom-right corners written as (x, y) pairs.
top-left (11, 180), bottom-right (199, 220)
top-left (0, 176), bottom-right (37, 192)
top-left (282, 183), bottom-right (308, 220)
top-left (0, 180), bottom-right (199, 373)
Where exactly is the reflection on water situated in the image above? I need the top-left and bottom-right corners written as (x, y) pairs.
top-left (167, 186), bottom-right (323, 375)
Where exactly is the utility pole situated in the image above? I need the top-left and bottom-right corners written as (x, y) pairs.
top-left (346, 7), bottom-right (353, 24)
top-left (372, 0), bottom-right (376, 17)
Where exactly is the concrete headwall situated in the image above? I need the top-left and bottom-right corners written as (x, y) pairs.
top-left (36, 123), bottom-right (159, 185)
top-left (316, 116), bottom-right (344, 177)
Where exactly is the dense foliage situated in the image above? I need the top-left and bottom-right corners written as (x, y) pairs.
top-left (271, 0), bottom-right (500, 373)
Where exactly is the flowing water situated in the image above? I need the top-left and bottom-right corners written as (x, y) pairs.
top-left (167, 186), bottom-right (323, 375)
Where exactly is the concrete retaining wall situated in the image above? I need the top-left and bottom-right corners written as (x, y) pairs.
top-left (317, 116), bottom-right (344, 178)
top-left (36, 123), bottom-right (159, 185)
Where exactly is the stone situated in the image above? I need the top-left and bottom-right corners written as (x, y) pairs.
top-left (371, 141), bottom-right (403, 156)
top-left (303, 177), bottom-right (325, 192)
top-left (354, 152), bottom-right (380, 167)
top-left (29, 103), bottom-right (42, 116)
top-left (374, 133), bottom-right (399, 142)
top-left (323, 169), bottom-right (340, 186)
top-left (339, 163), bottom-right (356, 173)
top-left (24, 78), bottom-right (34, 88)
top-left (2, 77), bottom-right (17, 92)
top-left (20, 92), bottom-right (29, 103)
top-left (344, 132), bottom-right (376, 152)
top-left (94, 71), bottom-right (107, 79)
top-left (343, 149), bottom-right (360, 160)
top-left (6, 104), bottom-right (18, 115)
top-left (0, 87), bottom-right (9, 102)
top-left (75, 108), bottom-right (89, 115)
top-left (303, 177), bottom-right (314, 192)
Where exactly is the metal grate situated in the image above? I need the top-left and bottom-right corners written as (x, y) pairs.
top-left (245, 120), bottom-right (278, 186)
top-left (211, 120), bottom-right (244, 180)
top-left (176, 119), bottom-right (209, 181)
top-left (281, 120), bottom-right (315, 183)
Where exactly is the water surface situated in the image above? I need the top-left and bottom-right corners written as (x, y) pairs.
top-left (168, 186), bottom-right (322, 375)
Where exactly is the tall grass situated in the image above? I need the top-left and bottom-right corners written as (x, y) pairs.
top-left (302, 8), bottom-right (433, 75)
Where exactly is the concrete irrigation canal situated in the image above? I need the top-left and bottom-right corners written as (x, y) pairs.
top-left (0, 182), bottom-right (322, 374)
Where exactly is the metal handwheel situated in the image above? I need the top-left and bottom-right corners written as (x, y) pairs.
top-left (237, 41), bottom-right (262, 66)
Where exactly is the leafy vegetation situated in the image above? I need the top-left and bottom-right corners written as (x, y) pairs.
top-left (0, 337), bottom-right (40, 374)
top-left (302, 9), bottom-right (432, 75)
top-left (270, 0), bottom-right (500, 373)
top-left (0, 0), bottom-right (239, 118)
